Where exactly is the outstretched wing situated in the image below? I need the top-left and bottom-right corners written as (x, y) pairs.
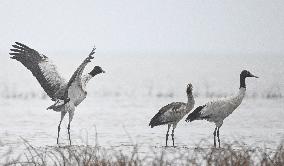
top-left (61, 45), bottom-right (96, 102)
top-left (9, 42), bottom-right (66, 100)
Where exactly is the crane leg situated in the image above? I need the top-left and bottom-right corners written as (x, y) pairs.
top-left (213, 127), bottom-right (217, 147)
top-left (171, 124), bottom-right (176, 147)
top-left (67, 124), bottom-right (71, 145)
top-left (57, 111), bottom-right (66, 145)
top-left (165, 124), bottom-right (171, 147)
top-left (217, 127), bottom-right (220, 148)
top-left (68, 111), bottom-right (74, 145)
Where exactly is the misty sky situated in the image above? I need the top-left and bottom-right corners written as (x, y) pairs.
top-left (0, 0), bottom-right (283, 56)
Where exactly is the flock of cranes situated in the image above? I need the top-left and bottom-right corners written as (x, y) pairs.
top-left (9, 42), bottom-right (258, 148)
top-left (149, 69), bottom-right (258, 148)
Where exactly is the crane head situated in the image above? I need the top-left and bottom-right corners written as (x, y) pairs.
top-left (89, 66), bottom-right (105, 76)
top-left (241, 70), bottom-right (259, 79)
top-left (186, 83), bottom-right (193, 94)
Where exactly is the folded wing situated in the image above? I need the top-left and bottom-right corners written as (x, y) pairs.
top-left (149, 102), bottom-right (186, 128)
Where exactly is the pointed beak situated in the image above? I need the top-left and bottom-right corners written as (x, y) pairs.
top-left (102, 70), bottom-right (106, 73)
top-left (251, 74), bottom-right (259, 78)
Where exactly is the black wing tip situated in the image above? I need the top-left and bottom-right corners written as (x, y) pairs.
top-left (149, 123), bottom-right (155, 128)
top-left (13, 42), bottom-right (30, 50)
top-left (149, 118), bottom-right (172, 128)
top-left (10, 42), bottom-right (27, 54)
top-left (195, 105), bottom-right (206, 110)
top-left (185, 118), bottom-right (194, 122)
top-left (15, 42), bottom-right (25, 46)
top-left (149, 121), bottom-right (154, 128)
top-left (185, 105), bottom-right (206, 122)
top-left (9, 47), bottom-right (23, 58)
top-left (10, 48), bottom-right (21, 52)
top-left (149, 119), bottom-right (160, 128)
top-left (185, 115), bottom-right (192, 122)
top-left (9, 52), bottom-right (20, 57)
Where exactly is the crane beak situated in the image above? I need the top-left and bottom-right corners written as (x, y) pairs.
top-left (251, 74), bottom-right (259, 78)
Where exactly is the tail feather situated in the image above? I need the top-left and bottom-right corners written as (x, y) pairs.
top-left (149, 102), bottom-right (184, 128)
top-left (149, 120), bottom-right (171, 128)
top-left (149, 120), bottom-right (156, 128)
top-left (185, 105), bottom-right (205, 122)
top-left (149, 111), bottom-right (172, 128)
top-left (149, 112), bottom-right (162, 128)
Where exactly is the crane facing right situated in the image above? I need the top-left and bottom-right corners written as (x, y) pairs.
top-left (186, 70), bottom-right (258, 148)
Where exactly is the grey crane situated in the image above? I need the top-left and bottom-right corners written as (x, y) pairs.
top-left (186, 70), bottom-right (258, 147)
top-left (149, 84), bottom-right (195, 147)
top-left (9, 42), bottom-right (105, 145)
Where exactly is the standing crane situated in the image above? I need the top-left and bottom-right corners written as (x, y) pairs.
top-left (9, 42), bottom-right (105, 145)
top-left (186, 70), bottom-right (258, 147)
top-left (149, 84), bottom-right (195, 147)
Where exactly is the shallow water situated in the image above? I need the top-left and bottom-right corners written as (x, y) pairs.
top-left (0, 54), bottom-right (284, 155)
top-left (0, 96), bottom-right (283, 152)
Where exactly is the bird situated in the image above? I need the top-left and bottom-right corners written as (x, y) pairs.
top-left (9, 42), bottom-right (105, 145)
top-left (185, 70), bottom-right (258, 148)
top-left (149, 83), bottom-right (195, 147)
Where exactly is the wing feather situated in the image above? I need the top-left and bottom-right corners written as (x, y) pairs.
top-left (195, 99), bottom-right (233, 123)
top-left (149, 102), bottom-right (186, 127)
top-left (9, 42), bottom-right (66, 100)
top-left (61, 45), bottom-right (96, 101)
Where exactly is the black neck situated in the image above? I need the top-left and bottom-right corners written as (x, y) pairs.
top-left (187, 92), bottom-right (193, 98)
top-left (240, 75), bottom-right (246, 89)
top-left (186, 92), bottom-right (194, 107)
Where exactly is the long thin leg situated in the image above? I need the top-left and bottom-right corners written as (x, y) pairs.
top-left (67, 124), bottom-right (71, 145)
top-left (171, 124), bottom-right (176, 147)
top-left (166, 124), bottom-right (171, 147)
top-left (57, 111), bottom-right (66, 145)
top-left (68, 111), bottom-right (74, 145)
top-left (217, 127), bottom-right (220, 148)
top-left (213, 127), bottom-right (217, 147)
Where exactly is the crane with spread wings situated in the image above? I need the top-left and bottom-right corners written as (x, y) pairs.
top-left (10, 42), bottom-right (105, 145)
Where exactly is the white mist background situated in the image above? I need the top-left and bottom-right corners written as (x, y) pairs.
top-left (0, 0), bottom-right (284, 55)
top-left (0, 0), bottom-right (283, 97)
top-left (0, 0), bottom-right (283, 150)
